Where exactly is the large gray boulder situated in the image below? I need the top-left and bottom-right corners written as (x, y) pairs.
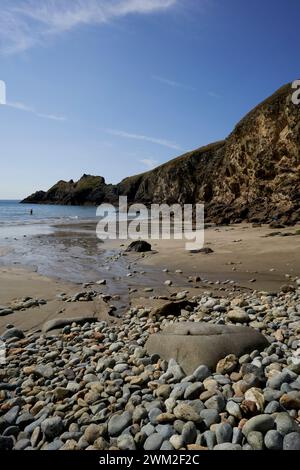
top-left (145, 322), bottom-right (268, 375)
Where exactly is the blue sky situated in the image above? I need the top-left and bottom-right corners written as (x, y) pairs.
top-left (0, 0), bottom-right (299, 199)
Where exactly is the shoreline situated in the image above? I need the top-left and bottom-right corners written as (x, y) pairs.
top-left (0, 221), bottom-right (300, 451)
top-left (0, 221), bottom-right (299, 337)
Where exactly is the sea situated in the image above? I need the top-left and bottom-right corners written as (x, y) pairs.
top-left (0, 200), bottom-right (99, 238)
top-left (0, 200), bottom-right (161, 301)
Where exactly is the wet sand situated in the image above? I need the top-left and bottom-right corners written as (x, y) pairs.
top-left (0, 222), bottom-right (299, 335)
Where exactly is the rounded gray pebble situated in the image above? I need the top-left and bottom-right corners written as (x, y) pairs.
top-left (264, 430), bottom-right (283, 450)
top-left (144, 433), bottom-right (164, 451)
top-left (283, 432), bottom-right (300, 450)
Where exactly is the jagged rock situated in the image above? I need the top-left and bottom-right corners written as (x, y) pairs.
top-left (125, 241), bottom-right (152, 252)
top-left (216, 354), bottom-right (238, 374)
top-left (22, 83), bottom-right (300, 226)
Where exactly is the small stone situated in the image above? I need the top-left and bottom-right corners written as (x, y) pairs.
top-left (94, 437), bottom-right (109, 450)
top-left (16, 412), bottom-right (34, 428)
top-left (84, 424), bottom-right (101, 444)
top-left (192, 365), bottom-right (211, 382)
top-left (216, 355), bottom-right (238, 375)
top-left (60, 439), bottom-right (78, 450)
top-left (144, 433), bottom-right (164, 451)
top-left (264, 401), bottom-right (280, 414)
top-left (169, 434), bottom-right (184, 450)
top-left (155, 384), bottom-right (171, 399)
top-left (173, 404), bottom-right (201, 422)
top-left (164, 359), bottom-right (185, 381)
top-left (0, 406), bottom-right (20, 430)
top-left (156, 424), bottom-right (174, 440)
top-left (215, 423), bottom-right (233, 444)
top-left (264, 430), bottom-right (283, 450)
top-left (203, 430), bottom-right (216, 449)
top-left (240, 400), bottom-right (259, 418)
top-left (226, 401), bottom-right (242, 420)
top-left (31, 426), bottom-right (41, 448)
top-left (14, 439), bottom-right (31, 451)
top-left (160, 440), bottom-right (174, 450)
top-left (275, 412), bottom-right (298, 435)
top-left (214, 443), bottom-right (242, 450)
top-left (242, 415), bottom-right (274, 437)
top-left (227, 308), bottom-right (249, 323)
top-left (108, 411), bottom-right (132, 437)
top-left (200, 409), bottom-right (220, 427)
top-left (41, 417), bottom-right (64, 440)
top-left (149, 408), bottom-right (162, 425)
top-left (53, 387), bottom-right (70, 401)
top-left (247, 431), bottom-right (264, 450)
top-left (117, 434), bottom-right (136, 450)
top-left (232, 427), bottom-right (243, 445)
top-left (244, 387), bottom-right (265, 412)
top-left (156, 413), bottom-right (176, 424)
top-left (280, 391), bottom-right (300, 410)
top-left (132, 406), bottom-right (147, 424)
top-left (34, 364), bottom-right (55, 379)
top-left (126, 240), bottom-right (151, 252)
top-left (2, 327), bottom-right (24, 341)
top-left (187, 444), bottom-right (208, 450)
top-left (267, 370), bottom-right (295, 390)
top-left (184, 383), bottom-right (204, 400)
top-left (205, 394), bottom-right (225, 412)
top-left (181, 422), bottom-right (197, 445)
top-left (283, 432), bottom-right (300, 450)
top-left (66, 382), bottom-right (80, 394)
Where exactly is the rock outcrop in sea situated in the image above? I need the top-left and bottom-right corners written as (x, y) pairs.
top-left (22, 82), bottom-right (300, 225)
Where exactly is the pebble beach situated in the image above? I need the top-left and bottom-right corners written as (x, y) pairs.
top-left (1, 272), bottom-right (300, 451)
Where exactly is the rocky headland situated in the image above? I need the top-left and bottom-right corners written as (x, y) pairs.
top-left (22, 82), bottom-right (300, 225)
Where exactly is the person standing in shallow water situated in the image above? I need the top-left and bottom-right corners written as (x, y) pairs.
top-left (30, 209), bottom-right (33, 215)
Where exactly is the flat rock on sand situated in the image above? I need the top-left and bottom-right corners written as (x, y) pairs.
top-left (145, 322), bottom-right (268, 375)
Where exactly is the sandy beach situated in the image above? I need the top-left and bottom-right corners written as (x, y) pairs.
top-left (0, 222), bottom-right (299, 336)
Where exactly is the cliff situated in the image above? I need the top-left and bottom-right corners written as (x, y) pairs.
top-left (22, 83), bottom-right (300, 224)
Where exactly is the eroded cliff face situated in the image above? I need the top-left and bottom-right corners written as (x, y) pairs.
top-left (206, 83), bottom-right (300, 224)
top-left (22, 83), bottom-right (300, 224)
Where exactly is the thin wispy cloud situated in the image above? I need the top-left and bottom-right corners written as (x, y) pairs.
top-left (104, 128), bottom-right (182, 151)
top-left (6, 100), bottom-right (66, 121)
top-left (140, 158), bottom-right (158, 169)
top-left (208, 91), bottom-right (221, 98)
top-left (0, 0), bottom-right (178, 55)
top-left (153, 75), bottom-right (195, 91)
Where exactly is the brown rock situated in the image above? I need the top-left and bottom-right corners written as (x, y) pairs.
top-left (187, 444), bottom-right (208, 450)
top-left (173, 404), bottom-right (201, 422)
top-left (23, 84), bottom-right (300, 227)
top-left (156, 413), bottom-right (176, 423)
top-left (244, 388), bottom-right (265, 412)
top-left (280, 392), bottom-right (300, 410)
top-left (240, 400), bottom-right (259, 418)
top-left (216, 354), bottom-right (238, 375)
